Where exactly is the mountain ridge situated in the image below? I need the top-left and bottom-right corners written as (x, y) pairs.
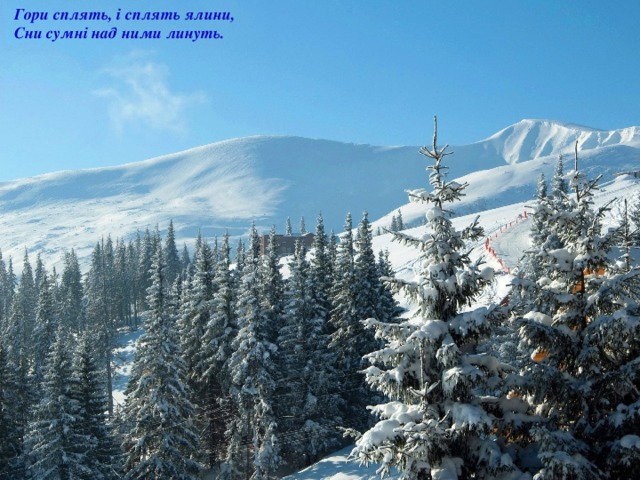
top-left (475, 118), bottom-right (640, 165)
top-left (2, 119), bottom-right (639, 271)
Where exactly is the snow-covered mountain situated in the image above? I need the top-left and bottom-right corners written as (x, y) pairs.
top-left (476, 119), bottom-right (640, 165)
top-left (1, 119), bottom-right (639, 270)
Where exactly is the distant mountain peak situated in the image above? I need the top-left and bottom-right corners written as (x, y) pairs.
top-left (515, 118), bottom-right (603, 131)
top-left (479, 119), bottom-right (640, 165)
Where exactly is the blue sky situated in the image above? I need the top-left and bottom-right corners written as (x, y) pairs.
top-left (1, 0), bottom-right (639, 181)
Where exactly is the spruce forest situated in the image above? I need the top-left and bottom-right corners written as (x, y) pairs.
top-left (1, 119), bottom-right (639, 480)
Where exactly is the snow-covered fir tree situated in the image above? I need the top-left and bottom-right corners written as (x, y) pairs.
top-left (178, 236), bottom-right (215, 409)
top-left (329, 211), bottom-right (398, 434)
top-left (165, 220), bottom-right (182, 285)
top-left (329, 212), bottom-right (370, 431)
top-left (377, 249), bottom-right (402, 324)
top-left (1, 295), bottom-right (35, 478)
top-left (276, 240), bottom-right (342, 469)
top-left (235, 238), bottom-right (246, 277)
top-left (0, 343), bottom-right (9, 472)
top-left (310, 214), bottom-right (334, 323)
top-left (391, 210), bottom-right (406, 232)
top-left (616, 199), bottom-right (635, 272)
top-left (0, 341), bottom-right (20, 478)
top-left (32, 272), bottom-right (58, 382)
top-left (126, 238), bottom-right (142, 328)
top-left (85, 239), bottom-right (120, 418)
top-left (223, 225), bottom-right (280, 480)
top-left (0, 251), bottom-right (10, 325)
top-left (517, 151), bottom-right (640, 479)
top-left (58, 250), bottom-right (84, 333)
top-left (528, 173), bottom-right (548, 249)
top-left (552, 155), bottom-right (568, 199)
top-left (512, 169), bottom-right (561, 317)
top-left (25, 326), bottom-right (87, 480)
top-left (325, 229), bottom-right (336, 265)
top-left (137, 228), bottom-right (154, 311)
top-left (353, 117), bottom-right (523, 479)
top-left (397, 209), bottom-right (405, 231)
top-left (355, 212), bottom-right (386, 323)
top-left (6, 258), bottom-right (16, 315)
top-left (33, 254), bottom-right (46, 302)
top-left (121, 243), bottom-right (201, 480)
top-left (391, 215), bottom-right (399, 233)
top-left (180, 243), bottom-right (192, 274)
top-left (14, 251), bottom-right (37, 363)
top-left (70, 330), bottom-right (121, 479)
top-left (112, 239), bottom-right (132, 328)
top-left (261, 227), bottom-right (285, 346)
top-left (200, 232), bottom-right (238, 469)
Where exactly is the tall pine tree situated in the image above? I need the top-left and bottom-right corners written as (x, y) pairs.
top-left (165, 220), bottom-right (182, 284)
top-left (25, 327), bottom-right (86, 480)
top-left (200, 232), bottom-right (238, 469)
top-left (71, 330), bottom-right (121, 479)
top-left (224, 225), bottom-right (280, 480)
top-left (353, 117), bottom-right (522, 479)
top-left (58, 250), bottom-right (83, 333)
top-left (121, 243), bottom-right (201, 480)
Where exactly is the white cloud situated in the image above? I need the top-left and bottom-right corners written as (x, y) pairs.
top-left (96, 53), bottom-right (206, 133)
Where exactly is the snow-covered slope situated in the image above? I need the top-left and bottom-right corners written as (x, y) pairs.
top-left (1, 120), bottom-right (638, 271)
top-left (283, 445), bottom-right (398, 480)
top-left (374, 124), bottom-right (640, 232)
top-left (374, 173), bottom-right (640, 314)
top-left (0, 137), bottom-right (420, 269)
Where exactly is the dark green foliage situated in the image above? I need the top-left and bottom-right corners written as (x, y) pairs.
top-left (137, 229), bottom-right (154, 311)
top-left (0, 250), bottom-right (14, 327)
top-left (310, 214), bottom-right (333, 322)
top-left (180, 243), bottom-right (191, 274)
top-left (629, 196), bottom-right (640, 246)
top-left (15, 251), bottom-right (37, 363)
top-left (179, 238), bottom-right (215, 396)
top-left (85, 238), bottom-right (119, 417)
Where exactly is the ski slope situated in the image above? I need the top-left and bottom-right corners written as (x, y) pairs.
top-left (490, 218), bottom-right (532, 272)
